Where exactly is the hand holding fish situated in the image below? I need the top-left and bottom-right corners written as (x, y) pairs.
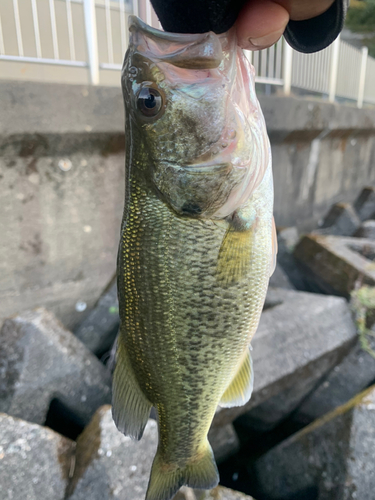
top-left (236, 0), bottom-right (336, 50)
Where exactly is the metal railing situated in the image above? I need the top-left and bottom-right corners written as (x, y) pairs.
top-left (1, 0), bottom-right (375, 107)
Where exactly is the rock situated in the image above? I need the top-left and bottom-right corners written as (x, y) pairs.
top-left (74, 276), bottom-right (119, 357)
top-left (196, 487), bottom-right (256, 499)
top-left (293, 340), bottom-right (375, 427)
top-left (67, 406), bottom-right (157, 500)
top-left (354, 219), bottom-right (375, 239)
top-left (292, 286), bottom-right (375, 426)
top-left (277, 227), bottom-right (299, 252)
top-left (0, 308), bottom-right (111, 427)
top-left (0, 412), bottom-right (75, 500)
top-left (294, 234), bottom-right (375, 297)
top-left (251, 385), bottom-right (375, 500)
top-left (313, 202), bottom-right (360, 236)
top-left (354, 186), bottom-right (375, 221)
top-left (213, 288), bottom-right (356, 428)
top-left (208, 423), bottom-right (240, 464)
top-left (175, 487), bottom-right (255, 500)
top-left (276, 227), bottom-right (306, 291)
top-left (268, 264), bottom-right (294, 290)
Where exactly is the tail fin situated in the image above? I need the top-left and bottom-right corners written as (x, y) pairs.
top-left (146, 441), bottom-right (219, 500)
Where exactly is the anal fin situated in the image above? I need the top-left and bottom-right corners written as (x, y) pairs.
top-left (112, 339), bottom-right (152, 440)
top-left (219, 348), bottom-right (254, 408)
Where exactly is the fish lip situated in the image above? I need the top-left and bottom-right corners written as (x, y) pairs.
top-left (158, 160), bottom-right (231, 174)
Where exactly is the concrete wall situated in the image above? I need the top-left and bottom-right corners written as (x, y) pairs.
top-left (1, 80), bottom-right (375, 328)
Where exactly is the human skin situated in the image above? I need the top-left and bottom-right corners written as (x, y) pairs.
top-left (236, 0), bottom-right (336, 50)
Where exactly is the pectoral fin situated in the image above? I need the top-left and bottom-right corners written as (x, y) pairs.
top-left (112, 339), bottom-right (152, 440)
top-left (216, 226), bottom-right (253, 286)
top-left (219, 348), bottom-right (254, 408)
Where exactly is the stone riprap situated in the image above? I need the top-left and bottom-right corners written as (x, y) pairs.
top-left (0, 308), bottom-right (111, 426)
top-left (313, 202), bottom-right (360, 236)
top-left (199, 488), bottom-right (255, 500)
top-left (188, 487), bottom-right (255, 500)
top-left (251, 385), bottom-right (375, 500)
top-left (354, 219), bottom-right (375, 239)
top-left (268, 264), bottom-right (294, 290)
top-left (276, 227), bottom-right (307, 290)
top-left (74, 276), bottom-right (119, 356)
top-left (67, 406), bottom-right (157, 500)
top-left (294, 235), bottom-right (375, 296)
top-left (212, 288), bottom-right (356, 428)
top-left (0, 412), bottom-right (75, 500)
top-left (208, 423), bottom-right (240, 464)
top-left (354, 186), bottom-right (375, 221)
top-left (292, 339), bottom-right (375, 427)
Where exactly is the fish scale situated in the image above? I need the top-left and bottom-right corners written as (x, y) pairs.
top-left (112, 16), bottom-right (275, 500)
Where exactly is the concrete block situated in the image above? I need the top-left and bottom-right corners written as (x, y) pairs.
top-left (294, 235), bottom-right (375, 296)
top-left (314, 202), bottom-right (360, 236)
top-left (74, 276), bottom-right (119, 356)
top-left (67, 406), bottom-right (157, 500)
top-left (175, 487), bottom-right (255, 500)
top-left (277, 227), bottom-right (299, 252)
top-left (251, 385), bottom-right (375, 500)
top-left (293, 340), bottom-right (375, 427)
top-left (0, 308), bottom-right (111, 426)
top-left (354, 186), bottom-right (375, 221)
top-left (276, 228), bottom-right (306, 290)
top-left (195, 487), bottom-right (255, 500)
top-left (354, 219), bottom-right (375, 239)
top-left (208, 423), bottom-right (240, 464)
top-left (268, 264), bottom-right (294, 290)
top-left (213, 289), bottom-right (356, 428)
top-left (0, 412), bottom-right (75, 500)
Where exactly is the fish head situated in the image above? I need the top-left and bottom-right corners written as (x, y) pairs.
top-left (123, 16), bottom-right (270, 219)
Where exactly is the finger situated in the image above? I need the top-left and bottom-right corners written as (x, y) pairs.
top-left (276, 0), bottom-right (336, 21)
top-left (236, 0), bottom-right (289, 51)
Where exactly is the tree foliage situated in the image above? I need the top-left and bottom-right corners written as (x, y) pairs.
top-left (346, 0), bottom-right (375, 57)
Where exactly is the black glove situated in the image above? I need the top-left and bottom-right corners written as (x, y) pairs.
top-left (150, 0), bottom-right (349, 54)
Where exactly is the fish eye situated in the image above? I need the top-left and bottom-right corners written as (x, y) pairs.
top-left (137, 87), bottom-right (164, 120)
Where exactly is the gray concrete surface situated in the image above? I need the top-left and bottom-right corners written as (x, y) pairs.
top-left (313, 202), bottom-right (360, 236)
top-left (208, 423), bottom-right (240, 464)
top-left (0, 412), bottom-right (75, 500)
top-left (213, 288), bottom-right (357, 428)
top-left (1, 80), bottom-right (375, 327)
top-left (0, 308), bottom-right (111, 426)
top-left (252, 385), bottom-right (375, 500)
top-left (354, 186), bottom-right (375, 221)
top-left (293, 340), bottom-right (375, 426)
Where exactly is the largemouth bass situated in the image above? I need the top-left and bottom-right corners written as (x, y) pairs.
top-left (113, 16), bottom-right (276, 500)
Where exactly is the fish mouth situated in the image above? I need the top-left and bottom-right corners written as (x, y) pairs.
top-left (159, 160), bottom-right (231, 174)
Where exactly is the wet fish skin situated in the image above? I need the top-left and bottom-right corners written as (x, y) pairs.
top-left (113, 16), bottom-right (275, 500)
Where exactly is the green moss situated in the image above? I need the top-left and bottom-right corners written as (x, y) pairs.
top-left (351, 286), bottom-right (375, 359)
